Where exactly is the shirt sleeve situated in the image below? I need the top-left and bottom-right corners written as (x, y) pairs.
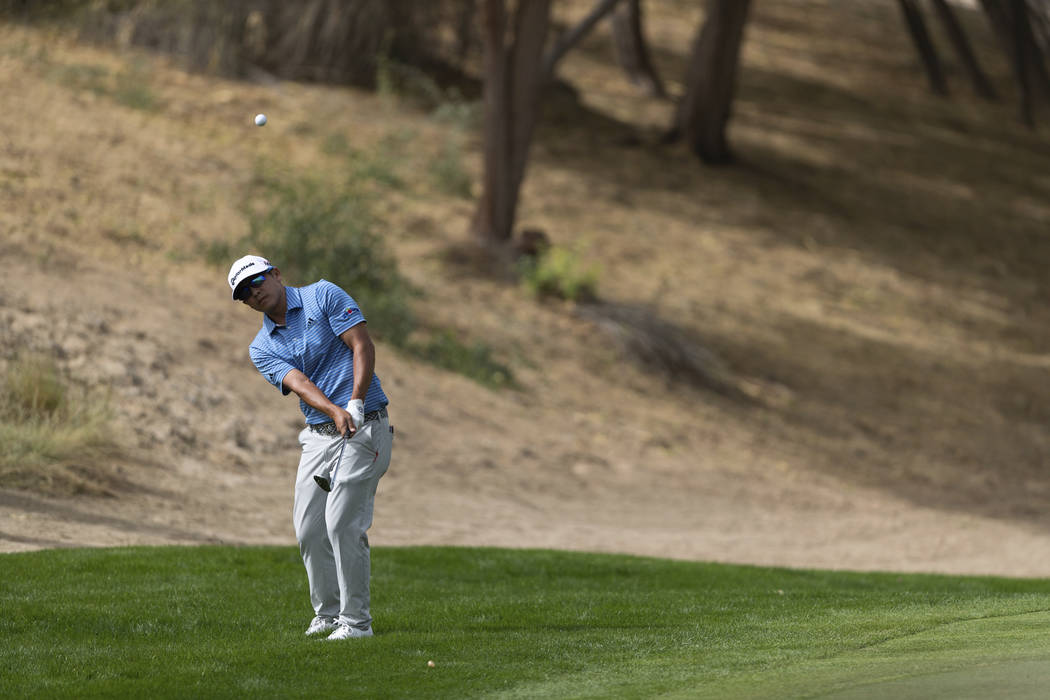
top-left (317, 279), bottom-right (366, 337)
top-left (249, 342), bottom-right (295, 396)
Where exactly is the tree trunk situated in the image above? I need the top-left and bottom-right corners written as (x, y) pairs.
top-left (454, 0), bottom-right (478, 63)
top-left (1009, 0), bottom-right (1050, 98)
top-left (930, 0), bottom-right (997, 99)
top-left (611, 0), bottom-right (667, 97)
top-left (1008, 0), bottom-right (1037, 125)
top-left (980, 0), bottom-right (1050, 123)
top-left (1031, 1), bottom-right (1050, 52)
top-left (674, 0), bottom-right (753, 165)
top-left (979, 0), bottom-right (1011, 41)
top-left (472, 0), bottom-right (553, 245)
top-left (897, 0), bottom-right (949, 96)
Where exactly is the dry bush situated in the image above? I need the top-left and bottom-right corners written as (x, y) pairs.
top-left (0, 354), bottom-right (125, 496)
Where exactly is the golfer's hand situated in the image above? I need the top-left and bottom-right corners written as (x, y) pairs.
top-left (331, 400), bottom-right (364, 437)
top-left (331, 408), bottom-right (357, 437)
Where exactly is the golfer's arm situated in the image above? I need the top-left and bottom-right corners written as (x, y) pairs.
top-left (339, 324), bottom-right (375, 401)
top-left (281, 369), bottom-right (343, 421)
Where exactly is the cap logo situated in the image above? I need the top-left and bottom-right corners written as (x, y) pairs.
top-left (230, 261), bottom-right (258, 285)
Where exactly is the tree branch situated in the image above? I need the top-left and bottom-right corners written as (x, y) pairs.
top-left (542, 0), bottom-right (623, 79)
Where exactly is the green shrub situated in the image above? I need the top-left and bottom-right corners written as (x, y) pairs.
top-left (48, 58), bottom-right (160, 111)
top-left (428, 137), bottom-right (473, 199)
top-left (430, 92), bottom-right (480, 131)
top-left (323, 131), bottom-right (407, 190)
top-left (112, 64), bottom-right (159, 111)
top-left (321, 132), bottom-right (351, 157)
top-left (519, 246), bottom-right (600, 302)
top-left (200, 239), bottom-right (234, 268)
top-left (376, 48), bottom-right (445, 110)
top-left (234, 159), bottom-right (515, 388)
top-left (407, 330), bottom-right (515, 390)
top-left (376, 38), bottom-right (480, 131)
top-left (244, 173), bottom-right (417, 346)
top-left (51, 62), bottom-right (109, 95)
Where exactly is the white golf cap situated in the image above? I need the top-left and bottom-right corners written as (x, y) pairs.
top-left (228, 254), bottom-right (273, 299)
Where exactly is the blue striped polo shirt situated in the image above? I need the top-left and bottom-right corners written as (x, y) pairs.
top-left (249, 280), bottom-right (388, 425)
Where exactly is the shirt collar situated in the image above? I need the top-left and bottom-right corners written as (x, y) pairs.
top-left (263, 286), bottom-right (302, 334)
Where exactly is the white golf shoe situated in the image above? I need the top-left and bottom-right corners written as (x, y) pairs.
top-left (326, 622), bottom-right (374, 640)
top-left (305, 616), bottom-right (338, 636)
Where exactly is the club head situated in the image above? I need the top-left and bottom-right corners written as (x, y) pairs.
top-left (314, 433), bottom-right (347, 492)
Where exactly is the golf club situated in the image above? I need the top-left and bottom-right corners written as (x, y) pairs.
top-left (313, 431), bottom-right (348, 492)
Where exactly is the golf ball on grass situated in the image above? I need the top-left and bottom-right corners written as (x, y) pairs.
top-left (427, 660), bottom-right (435, 668)
top-left (254, 113), bottom-right (267, 126)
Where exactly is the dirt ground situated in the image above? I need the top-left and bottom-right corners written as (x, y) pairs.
top-left (2, 2), bottom-right (1050, 577)
top-left (4, 246), bottom-right (1049, 577)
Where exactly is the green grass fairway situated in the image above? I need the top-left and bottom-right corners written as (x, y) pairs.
top-left (1, 546), bottom-right (1048, 698)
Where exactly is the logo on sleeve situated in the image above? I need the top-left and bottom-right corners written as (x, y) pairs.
top-left (345, 307), bottom-right (359, 318)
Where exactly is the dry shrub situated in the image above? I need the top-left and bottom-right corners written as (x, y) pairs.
top-left (0, 354), bottom-right (124, 496)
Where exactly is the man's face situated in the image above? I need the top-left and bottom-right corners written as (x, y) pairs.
top-left (237, 268), bottom-right (283, 312)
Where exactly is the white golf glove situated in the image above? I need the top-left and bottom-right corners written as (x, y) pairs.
top-left (346, 399), bottom-right (365, 430)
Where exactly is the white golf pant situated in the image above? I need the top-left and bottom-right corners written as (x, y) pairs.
top-left (293, 415), bottom-right (391, 630)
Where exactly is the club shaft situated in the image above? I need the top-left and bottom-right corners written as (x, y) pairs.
top-left (329, 433), bottom-right (348, 484)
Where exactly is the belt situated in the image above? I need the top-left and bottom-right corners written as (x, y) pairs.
top-left (307, 407), bottom-right (388, 437)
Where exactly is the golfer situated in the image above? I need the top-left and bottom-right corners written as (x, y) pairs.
top-left (228, 254), bottom-right (393, 641)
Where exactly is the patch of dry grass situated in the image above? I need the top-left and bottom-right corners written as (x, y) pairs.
top-left (0, 355), bottom-right (123, 496)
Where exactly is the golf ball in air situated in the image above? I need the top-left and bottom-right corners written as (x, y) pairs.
top-left (254, 113), bottom-right (267, 126)
top-left (427, 660), bottom-right (435, 668)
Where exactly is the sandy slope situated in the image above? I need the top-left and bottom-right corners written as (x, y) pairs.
top-left (2, 2), bottom-right (1050, 577)
top-left (3, 256), bottom-right (1049, 577)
